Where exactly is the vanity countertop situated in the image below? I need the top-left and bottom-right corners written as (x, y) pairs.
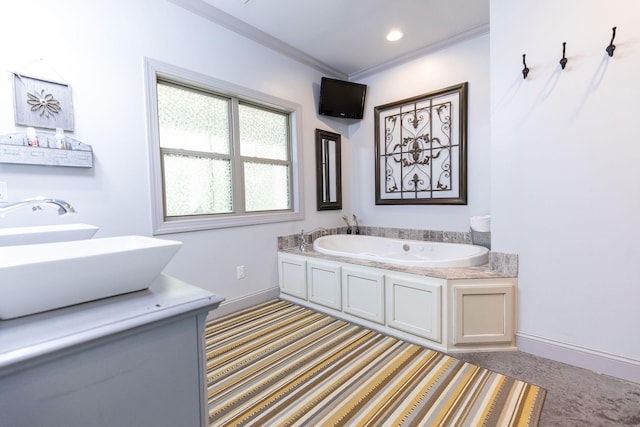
top-left (279, 246), bottom-right (517, 280)
top-left (0, 274), bottom-right (224, 372)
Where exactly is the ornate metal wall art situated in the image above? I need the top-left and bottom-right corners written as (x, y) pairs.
top-left (374, 82), bottom-right (468, 205)
top-left (13, 74), bottom-right (75, 131)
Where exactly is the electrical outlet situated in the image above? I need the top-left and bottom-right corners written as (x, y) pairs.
top-left (0, 182), bottom-right (7, 202)
top-left (236, 265), bottom-right (245, 280)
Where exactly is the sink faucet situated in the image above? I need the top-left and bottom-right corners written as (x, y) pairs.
top-left (299, 227), bottom-right (328, 251)
top-left (0, 197), bottom-right (76, 216)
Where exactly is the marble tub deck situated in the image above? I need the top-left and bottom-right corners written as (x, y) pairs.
top-left (279, 245), bottom-right (517, 280)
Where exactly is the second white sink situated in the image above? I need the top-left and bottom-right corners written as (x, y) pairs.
top-left (0, 224), bottom-right (99, 246)
top-left (0, 235), bottom-right (182, 319)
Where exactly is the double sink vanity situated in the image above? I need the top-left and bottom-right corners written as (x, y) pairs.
top-left (0, 223), bottom-right (224, 427)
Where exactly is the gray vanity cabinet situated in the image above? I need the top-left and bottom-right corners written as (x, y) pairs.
top-left (0, 275), bottom-right (224, 427)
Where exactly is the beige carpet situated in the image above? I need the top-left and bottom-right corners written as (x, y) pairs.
top-left (206, 299), bottom-right (545, 426)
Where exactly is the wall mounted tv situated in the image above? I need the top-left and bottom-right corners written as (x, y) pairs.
top-left (319, 77), bottom-right (367, 120)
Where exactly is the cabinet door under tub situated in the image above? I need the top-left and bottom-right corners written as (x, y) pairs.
top-left (450, 280), bottom-right (516, 346)
top-left (278, 253), bottom-right (307, 300)
top-left (386, 274), bottom-right (443, 343)
top-left (307, 259), bottom-right (341, 310)
top-left (341, 266), bottom-right (385, 324)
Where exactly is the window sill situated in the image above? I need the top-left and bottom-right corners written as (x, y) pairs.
top-left (152, 210), bottom-right (304, 235)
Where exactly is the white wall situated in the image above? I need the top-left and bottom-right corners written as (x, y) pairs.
top-left (0, 0), bottom-right (349, 309)
top-left (491, 0), bottom-right (640, 377)
top-left (4, 0), bottom-right (637, 382)
top-left (349, 35), bottom-right (491, 232)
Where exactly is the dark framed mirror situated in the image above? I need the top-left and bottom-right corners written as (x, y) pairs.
top-left (315, 129), bottom-right (342, 210)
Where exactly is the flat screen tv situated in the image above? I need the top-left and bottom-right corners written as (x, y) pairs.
top-left (319, 77), bottom-right (367, 120)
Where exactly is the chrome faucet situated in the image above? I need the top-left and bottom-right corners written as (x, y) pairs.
top-left (0, 197), bottom-right (76, 216)
top-left (299, 227), bottom-right (328, 251)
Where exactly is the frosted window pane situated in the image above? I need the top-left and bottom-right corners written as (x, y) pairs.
top-left (157, 82), bottom-right (230, 154)
top-left (163, 153), bottom-right (232, 216)
top-left (239, 104), bottom-right (288, 160)
top-left (244, 162), bottom-right (290, 211)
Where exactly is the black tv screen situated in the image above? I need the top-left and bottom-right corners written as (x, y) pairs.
top-left (319, 77), bottom-right (367, 120)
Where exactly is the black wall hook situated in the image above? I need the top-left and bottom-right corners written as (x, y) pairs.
top-left (522, 54), bottom-right (529, 79)
top-left (606, 26), bottom-right (617, 57)
top-left (560, 42), bottom-right (568, 69)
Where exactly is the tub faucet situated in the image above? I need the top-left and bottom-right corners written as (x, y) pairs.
top-left (0, 197), bottom-right (76, 216)
top-left (299, 227), bottom-right (328, 251)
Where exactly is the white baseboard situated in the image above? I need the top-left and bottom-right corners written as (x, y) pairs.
top-left (206, 286), bottom-right (280, 321)
top-left (206, 293), bottom-right (640, 385)
top-left (517, 332), bottom-right (640, 384)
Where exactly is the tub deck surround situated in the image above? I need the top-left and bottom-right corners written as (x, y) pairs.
top-left (278, 226), bottom-right (472, 248)
top-left (278, 226), bottom-right (518, 278)
top-left (279, 249), bottom-right (518, 353)
top-left (278, 228), bottom-right (518, 353)
top-left (280, 246), bottom-right (514, 280)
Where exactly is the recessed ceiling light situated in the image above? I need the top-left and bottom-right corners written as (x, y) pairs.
top-left (386, 30), bottom-right (403, 42)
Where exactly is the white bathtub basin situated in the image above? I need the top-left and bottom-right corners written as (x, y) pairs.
top-left (0, 224), bottom-right (99, 246)
top-left (313, 234), bottom-right (488, 268)
top-left (0, 235), bottom-right (182, 319)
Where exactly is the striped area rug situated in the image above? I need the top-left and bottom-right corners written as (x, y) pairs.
top-left (205, 300), bottom-right (545, 426)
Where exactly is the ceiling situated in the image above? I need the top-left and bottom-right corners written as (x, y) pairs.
top-left (172, 0), bottom-right (489, 79)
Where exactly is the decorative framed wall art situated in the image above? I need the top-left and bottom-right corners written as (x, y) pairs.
top-left (374, 82), bottom-right (468, 205)
top-left (13, 73), bottom-right (75, 131)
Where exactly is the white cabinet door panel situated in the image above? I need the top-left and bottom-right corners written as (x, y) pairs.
top-left (342, 267), bottom-right (384, 324)
top-left (307, 260), bottom-right (341, 310)
top-left (278, 254), bottom-right (307, 299)
top-left (386, 275), bottom-right (442, 343)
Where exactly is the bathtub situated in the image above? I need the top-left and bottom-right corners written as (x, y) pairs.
top-left (312, 234), bottom-right (489, 268)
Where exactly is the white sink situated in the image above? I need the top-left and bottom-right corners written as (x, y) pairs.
top-left (0, 235), bottom-right (182, 319)
top-left (0, 224), bottom-right (99, 246)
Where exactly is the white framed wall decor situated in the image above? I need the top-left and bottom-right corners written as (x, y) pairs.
top-left (13, 73), bottom-right (74, 131)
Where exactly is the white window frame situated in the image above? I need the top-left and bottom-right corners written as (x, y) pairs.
top-left (144, 58), bottom-right (304, 235)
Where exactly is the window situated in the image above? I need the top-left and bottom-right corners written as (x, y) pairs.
top-left (145, 59), bottom-right (303, 234)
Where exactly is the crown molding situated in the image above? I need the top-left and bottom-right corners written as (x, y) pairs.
top-left (169, 0), bottom-right (488, 83)
top-left (349, 23), bottom-right (490, 80)
top-left (168, 0), bottom-right (347, 79)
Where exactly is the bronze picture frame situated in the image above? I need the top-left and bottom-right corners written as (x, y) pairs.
top-left (374, 82), bottom-right (468, 205)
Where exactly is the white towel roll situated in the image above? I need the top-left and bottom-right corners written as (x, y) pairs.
top-left (470, 215), bottom-right (491, 232)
